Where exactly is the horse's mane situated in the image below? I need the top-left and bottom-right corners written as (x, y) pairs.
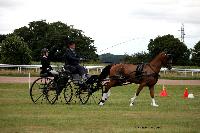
top-left (98, 64), bottom-right (112, 81)
top-left (148, 52), bottom-right (162, 63)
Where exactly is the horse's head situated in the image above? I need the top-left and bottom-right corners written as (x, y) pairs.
top-left (159, 52), bottom-right (173, 70)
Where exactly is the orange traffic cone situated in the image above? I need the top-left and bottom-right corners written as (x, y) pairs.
top-left (160, 85), bottom-right (168, 97)
top-left (183, 88), bottom-right (189, 98)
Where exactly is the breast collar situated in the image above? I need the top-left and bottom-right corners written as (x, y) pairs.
top-left (147, 63), bottom-right (159, 74)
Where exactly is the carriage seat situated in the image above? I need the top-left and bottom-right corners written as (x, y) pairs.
top-left (40, 68), bottom-right (55, 77)
top-left (64, 65), bottom-right (81, 80)
top-left (39, 66), bottom-right (55, 77)
top-left (64, 65), bottom-right (79, 74)
top-left (40, 72), bottom-right (55, 77)
top-left (40, 73), bottom-right (48, 77)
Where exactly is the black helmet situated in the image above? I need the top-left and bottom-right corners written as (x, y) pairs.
top-left (41, 48), bottom-right (48, 55)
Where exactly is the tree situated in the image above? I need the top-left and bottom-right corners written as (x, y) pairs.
top-left (13, 26), bottom-right (32, 43)
top-left (0, 35), bottom-right (32, 64)
top-left (0, 34), bottom-right (7, 42)
top-left (13, 20), bottom-right (98, 62)
top-left (148, 34), bottom-right (190, 65)
top-left (0, 34), bottom-right (7, 62)
top-left (191, 41), bottom-right (200, 66)
top-left (14, 20), bottom-right (49, 61)
top-left (99, 53), bottom-right (125, 63)
top-left (124, 51), bottom-right (150, 64)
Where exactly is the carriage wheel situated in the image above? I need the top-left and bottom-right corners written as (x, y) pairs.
top-left (78, 82), bottom-right (90, 104)
top-left (63, 82), bottom-right (73, 104)
top-left (46, 79), bottom-right (58, 104)
top-left (30, 77), bottom-right (52, 104)
top-left (90, 83), bottom-right (104, 104)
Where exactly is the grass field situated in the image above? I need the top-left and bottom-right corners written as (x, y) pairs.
top-left (0, 83), bottom-right (200, 133)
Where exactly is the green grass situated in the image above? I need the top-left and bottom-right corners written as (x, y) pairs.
top-left (0, 83), bottom-right (200, 133)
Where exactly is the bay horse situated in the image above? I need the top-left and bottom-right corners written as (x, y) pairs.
top-left (98, 52), bottom-right (172, 107)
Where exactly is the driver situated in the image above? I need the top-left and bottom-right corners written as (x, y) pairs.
top-left (63, 41), bottom-right (88, 79)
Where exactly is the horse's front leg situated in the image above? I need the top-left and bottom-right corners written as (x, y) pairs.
top-left (99, 89), bottom-right (111, 106)
top-left (149, 85), bottom-right (159, 107)
top-left (130, 84), bottom-right (145, 106)
top-left (99, 80), bottom-right (115, 106)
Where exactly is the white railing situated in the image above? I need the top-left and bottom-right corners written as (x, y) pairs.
top-left (0, 64), bottom-right (104, 73)
top-left (160, 68), bottom-right (200, 76)
top-left (0, 64), bottom-right (57, 72)
top-left (0, 64), bottom-right (199, 76)
top-left (84, 66), bottom-right (104, 73)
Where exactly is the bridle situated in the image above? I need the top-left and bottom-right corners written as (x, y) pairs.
top-left (164, 54), bottom-right (172, 70)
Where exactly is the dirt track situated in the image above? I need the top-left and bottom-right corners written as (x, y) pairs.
top-left (0, 76), bottom-right (200, 85)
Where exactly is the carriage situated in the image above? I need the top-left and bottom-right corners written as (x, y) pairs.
top-left (29, 66), bottom-right (106, 105)
top-left (30, 52), bottom-right (172, 107)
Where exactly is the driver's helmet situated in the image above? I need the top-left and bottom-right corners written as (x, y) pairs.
top-left (41, 48), bottom-right (48, 56)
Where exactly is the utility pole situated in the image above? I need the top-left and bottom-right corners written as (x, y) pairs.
top-left (180, 23), bottom-right (185, 42)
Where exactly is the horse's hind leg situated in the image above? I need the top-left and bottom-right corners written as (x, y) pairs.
top-left (130, 84), bottom-right (145, 106)
top-left (99, 80), bottom-right (116, 106)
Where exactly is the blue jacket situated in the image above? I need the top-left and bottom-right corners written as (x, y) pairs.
top-left (64, 48), bottom-right (80, 66)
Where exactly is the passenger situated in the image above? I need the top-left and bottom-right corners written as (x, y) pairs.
top-left (40, 48), bottom-right (58, 77)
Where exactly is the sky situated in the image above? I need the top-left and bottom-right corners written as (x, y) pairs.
top-left (0, 0), bottom-right (200, 55)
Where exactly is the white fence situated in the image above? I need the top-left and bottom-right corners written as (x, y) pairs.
top-left (0, 64), bottom-right (200, 76)
top-left (160, 68), bottom-right (200, 76)
top-left (0, 64), bottom-right (104, 73)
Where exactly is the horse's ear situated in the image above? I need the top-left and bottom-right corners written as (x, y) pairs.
top-left (160, 52), bottom-right (166, 58)
top-left (163, 49), bottom-right (169, 54)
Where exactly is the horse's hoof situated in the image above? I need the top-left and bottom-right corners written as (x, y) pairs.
top-left (99, 102), bottom-right (104, 106)
top-left (151, 103), bottom-right (159, 107)
top-left (130, 103), bottom-right (134, 106)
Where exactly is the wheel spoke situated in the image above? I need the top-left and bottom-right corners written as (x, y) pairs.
top-left (34, 93), bottom-right (45, 103)
top-left (46, 80), bottom-right (58, 104)
top-left (78, 83), bottom-right (90, 104)
top-left (63, 82), bottom-right (73, 104)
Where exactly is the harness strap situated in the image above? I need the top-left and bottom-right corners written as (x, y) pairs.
top-left (135, 63), bottom-right (145, 81)
top-left (147, 63), bottom-right (159, 75)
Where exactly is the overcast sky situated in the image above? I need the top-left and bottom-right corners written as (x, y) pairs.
top-left (0, 0), bottom-right (200, 55)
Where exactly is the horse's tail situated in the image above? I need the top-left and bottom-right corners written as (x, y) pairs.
top-left (98, 64), bottom-right (113, 81)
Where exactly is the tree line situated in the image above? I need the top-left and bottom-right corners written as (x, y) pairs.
top-left (0, 20), bottom-right (98, 64)
top-left (0, 20), bottom-right (199, 66)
